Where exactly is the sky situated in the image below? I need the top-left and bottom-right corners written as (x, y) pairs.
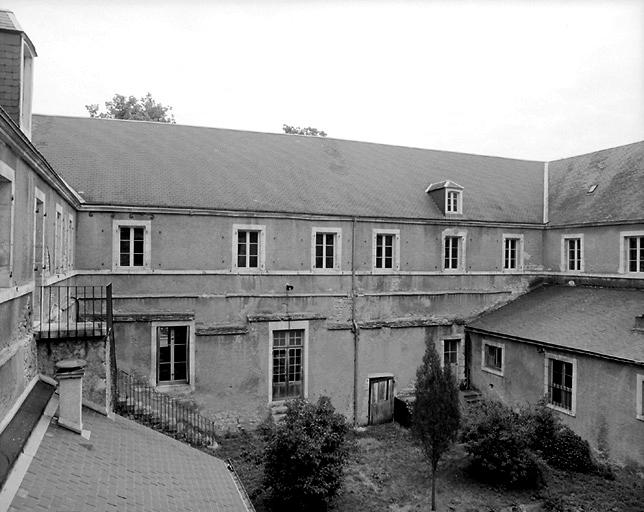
top-left (3, 0), bottom-right (644, 161)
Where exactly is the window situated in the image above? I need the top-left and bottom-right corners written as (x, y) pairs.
top-left (481, 340), bottom-right (504, 376)
top-left (269, 320), bottom-right (309, 403)
top-left (0, 162), bottom-right (15, 287)
top-left (443, 235), bottom-right (465, 271)
top-left (545, 353), bottom-right (577, 415)
top-left (372, 229), bottom-right (400, 271)
top-left (151, 321), bottom-right (195, 387)
top-left (561, 234), bottom-right (583, 272)
top-left (502, 234), bottom-right (524, 270)
top-left (619, 231), bottom-right (644, 274)
top-left (68, 214), bottom-right (74, 269)
top-left (445, 189), bottom-right (462, 214)
top-left (233, 224), bottom-right (265, 271)
top-left (311, 227), bottom-right (342, 271)
top-left (443, 338), bottom-right (460, 377)
top-left (54, 204), bottom-right (63, 272)
top-left (33, 188), bottom-right (45, 275)
top-left (637, 374), bottom-right (644, 421)
top-left (113, 220), bottom-right (151, 270)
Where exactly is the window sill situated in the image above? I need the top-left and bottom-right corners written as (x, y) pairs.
top-left (546, 402), bottom-right (576, 417)
top-left (155, 383), bottom-right (193, 394)
top-left (481, 366), bottom-right (504, 377)
top-left (636, 415), bottom-right (644, 422)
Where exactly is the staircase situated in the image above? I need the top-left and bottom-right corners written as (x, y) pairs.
top-left (270, 401), bottom-right (288, 423)
top-left (460, 389), bottom-right (483, 409)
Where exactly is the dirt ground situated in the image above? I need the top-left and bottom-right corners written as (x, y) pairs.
top-left (215, 422), bottom-right (644, 512)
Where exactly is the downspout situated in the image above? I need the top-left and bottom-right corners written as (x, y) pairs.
top-left (351, 217), bottom-right (360, 426)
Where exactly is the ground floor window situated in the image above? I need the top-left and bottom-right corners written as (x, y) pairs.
top-left (156, 325), bottom-right (189, 384)
top-left (272, 329), bottom-right (304, 400)
top-left (636, 374), bottom-right (644, 421)
top-left (443, 338), bottom-right (459, 376)
top-left (481, 340), bottom-right (504, 376)
top-left (545, 354), bottom-right (577, 415)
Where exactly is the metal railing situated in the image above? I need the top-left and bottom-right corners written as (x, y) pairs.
top-left (37, 284), bottom-right (111, 340)
top-left (116, 369), bottom-right (218, 448)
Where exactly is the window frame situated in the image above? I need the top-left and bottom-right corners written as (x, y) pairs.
top-left (33, 187), bottom-right (46, 276)
top-left (442, 229), bottom-right (467, 272)
top-left (268, 320), bottom-right (309, 404)
top-left (372, 228), bottom-right (400, 272)
top-left (544, 352), bottom-right (577, 416)
top-left (636, 374), bottom-right (644, 421)
top-left (560, 234), bottom-right (584, 272)
top-left (0, 161), bottom-right (15, 287)
top-left (54, 203), bottom-right (63, 273)
top-left (311, 227), bottom-right (342, 272)
top-left (445, 188), bottom-right (463, 214)
top-left (502, 233), bottom-right (524, 271)
top-left (232, 224), bottom-right (266, 272)
top-left (150, 320), bottom-right (195, 389)
top-left (619, 230), bottom-right (644, 274)
top-left (481, 339), bottom-right (505, 377)
top-left (112, 219), bottom-right (151, 270)
top-left (67, 213), bottom-right (74, 270)
top-left (442, 337), bottom-right (461, 369)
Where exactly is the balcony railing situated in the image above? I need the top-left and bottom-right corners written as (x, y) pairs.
top-left (37, 284), bottom-right (111, 340)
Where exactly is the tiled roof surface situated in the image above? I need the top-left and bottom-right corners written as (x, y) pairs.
top-left (0, 10), bottom-right (20, 31)
top-left (32, 115), bottom-right (545, 222)
top-left (548, 141), bottom-right (644, 225)
top-left (468, 285), bottom-right (644, 363)
top-left (9, 409), bottom-right (249, 512)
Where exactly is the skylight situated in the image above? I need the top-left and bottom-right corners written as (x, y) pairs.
top-left (587, 184), bottom-right (598, 194)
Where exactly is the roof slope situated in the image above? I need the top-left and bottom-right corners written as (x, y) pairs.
top-left (10, 408), bottom-right (249, 512)
top-left (548, 141), bottom-right (644, 225)
top-left (32, 115), bottom-right (545, 222)
top-left (469, 285), bottom-right (644, 363)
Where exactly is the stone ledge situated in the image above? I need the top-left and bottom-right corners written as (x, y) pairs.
top-left (247, 312), bottom-right (327, 323)
top-left (196, 325), bottom-right (248, 336)
top-left (112, 312), bottom-right (195, 322)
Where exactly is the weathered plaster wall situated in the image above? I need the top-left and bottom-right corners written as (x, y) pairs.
top-left (543, 223), bottom-right (644, 274)
top-left (469, 332), bottom-right (644, 466)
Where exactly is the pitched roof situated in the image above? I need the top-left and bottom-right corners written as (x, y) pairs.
top-left (0, 10), bottom-right (36, 54)
top-left (468, 284), bottom-right (644, 364)
top-left (548, 141), bottom-right (644, 226)
top-left (10, 408), bottom-right (250, 512)
top-left (31, 115), bottom-right (545, 222)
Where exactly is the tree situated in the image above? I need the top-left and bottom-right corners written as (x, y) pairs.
top-left (263, 397), bottom-right (350, 511)
top-left (85, 93), bottom-right (175, 123)
top-left (412, 344), bottom-right (461, 511)
top-left (282, 124), bottom-right (327, 137)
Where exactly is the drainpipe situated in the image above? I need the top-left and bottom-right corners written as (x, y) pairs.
top-left (351, 217), bottom-right (360, 426)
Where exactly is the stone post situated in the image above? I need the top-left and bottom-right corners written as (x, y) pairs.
top-left (55, 358), bottom-right (87, 434)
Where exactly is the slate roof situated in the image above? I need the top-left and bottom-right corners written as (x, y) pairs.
top-left (0, 10), bottom-right (21, 31)
top-left (468, 285), bottom-right (644, 364)
top-left (9, 408), bottom-right (250, 512)
top-left (31, 115), bottom-right (545, 222)
top-left (548, 141), bottom-right (644, 226)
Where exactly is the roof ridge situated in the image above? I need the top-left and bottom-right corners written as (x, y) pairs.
top-left (547, 139), bottom-right (644, 163)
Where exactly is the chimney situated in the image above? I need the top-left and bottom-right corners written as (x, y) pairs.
top-left (55, 359), bottom-right (87, 434)
top-left (0, 10), bottom-right (37, 138)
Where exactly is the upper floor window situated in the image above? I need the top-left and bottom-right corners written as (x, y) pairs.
top-left (373, 229), bottom-right (400, 271)
top-left (0, 162), bottom-right (15, 287)
top-left (113, 219), bottom-right (151, 270)
top-left (311, 227), bottom-right (341, 271)
top-left (446, 189), bottom-right (462, 214)
top-left (561, 234), bottom-right (583, 272)
top-left (442, 230), bottom-right (466, 271)
top-left (233, 224), bottom-right (266, 271)
top-left (619, 231), bottom-right (644, 274)
top-left (502, 234), bottom-right (524, 271)
top-left (545, 353), bottom-right (577, 416)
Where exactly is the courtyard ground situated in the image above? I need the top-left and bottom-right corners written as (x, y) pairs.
top-left (215, 422), bottom-right (644, 512)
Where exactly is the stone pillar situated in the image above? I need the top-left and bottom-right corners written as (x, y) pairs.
top-left (55, 359), bottom-right (87, 434)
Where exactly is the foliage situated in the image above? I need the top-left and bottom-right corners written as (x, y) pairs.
top-left (282, 124), bottom-right (327, 137)
top-left (86, 93), bottom-right (175, 123)
top-left (412, 343), bottom-right (461, 510)
top-left (263, 397), bottom-right (350, 511)
top-left (461, 400), bottom-right (543, 488)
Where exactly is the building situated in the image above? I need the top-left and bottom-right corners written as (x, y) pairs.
top-left (0, 6), bottom-right (642, 481)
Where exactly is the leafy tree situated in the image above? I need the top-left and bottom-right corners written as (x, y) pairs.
top-left (412, 344), bottom-right (461, 511)
top-left (263, 397), bottom-right (350, 511)
top-left (85, 93), bottom-right (175, 123)
top-left (282, 124), bottom-right (327, 137)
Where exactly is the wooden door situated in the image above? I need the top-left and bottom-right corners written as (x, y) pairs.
top-left (368, 377), bottom-right (394, 425)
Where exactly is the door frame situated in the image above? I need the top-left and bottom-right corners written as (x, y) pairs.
top-left (367, 373), bottom-right (395, 425)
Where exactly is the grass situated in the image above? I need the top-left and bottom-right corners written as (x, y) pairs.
top-left (214, 422), bottom-right (644, 512)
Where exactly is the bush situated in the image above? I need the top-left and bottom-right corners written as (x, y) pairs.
top-left (461, 401), bottom-right (542, 488)
top-left (263, 397), bottom-right (350, 511)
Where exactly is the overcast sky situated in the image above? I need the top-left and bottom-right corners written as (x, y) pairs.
top-left (4, 0), bottom-right (644, 160)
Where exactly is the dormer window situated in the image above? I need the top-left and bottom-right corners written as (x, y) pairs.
top-left (446, 189), bottom-right (462, 214)
top-left (426, 180), bottom-right (464, 215)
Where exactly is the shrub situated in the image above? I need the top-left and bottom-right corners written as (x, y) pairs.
top-left (263, 397), bottom-right (350, 511)
top-left (461, 401), bottom-right (542, 488)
